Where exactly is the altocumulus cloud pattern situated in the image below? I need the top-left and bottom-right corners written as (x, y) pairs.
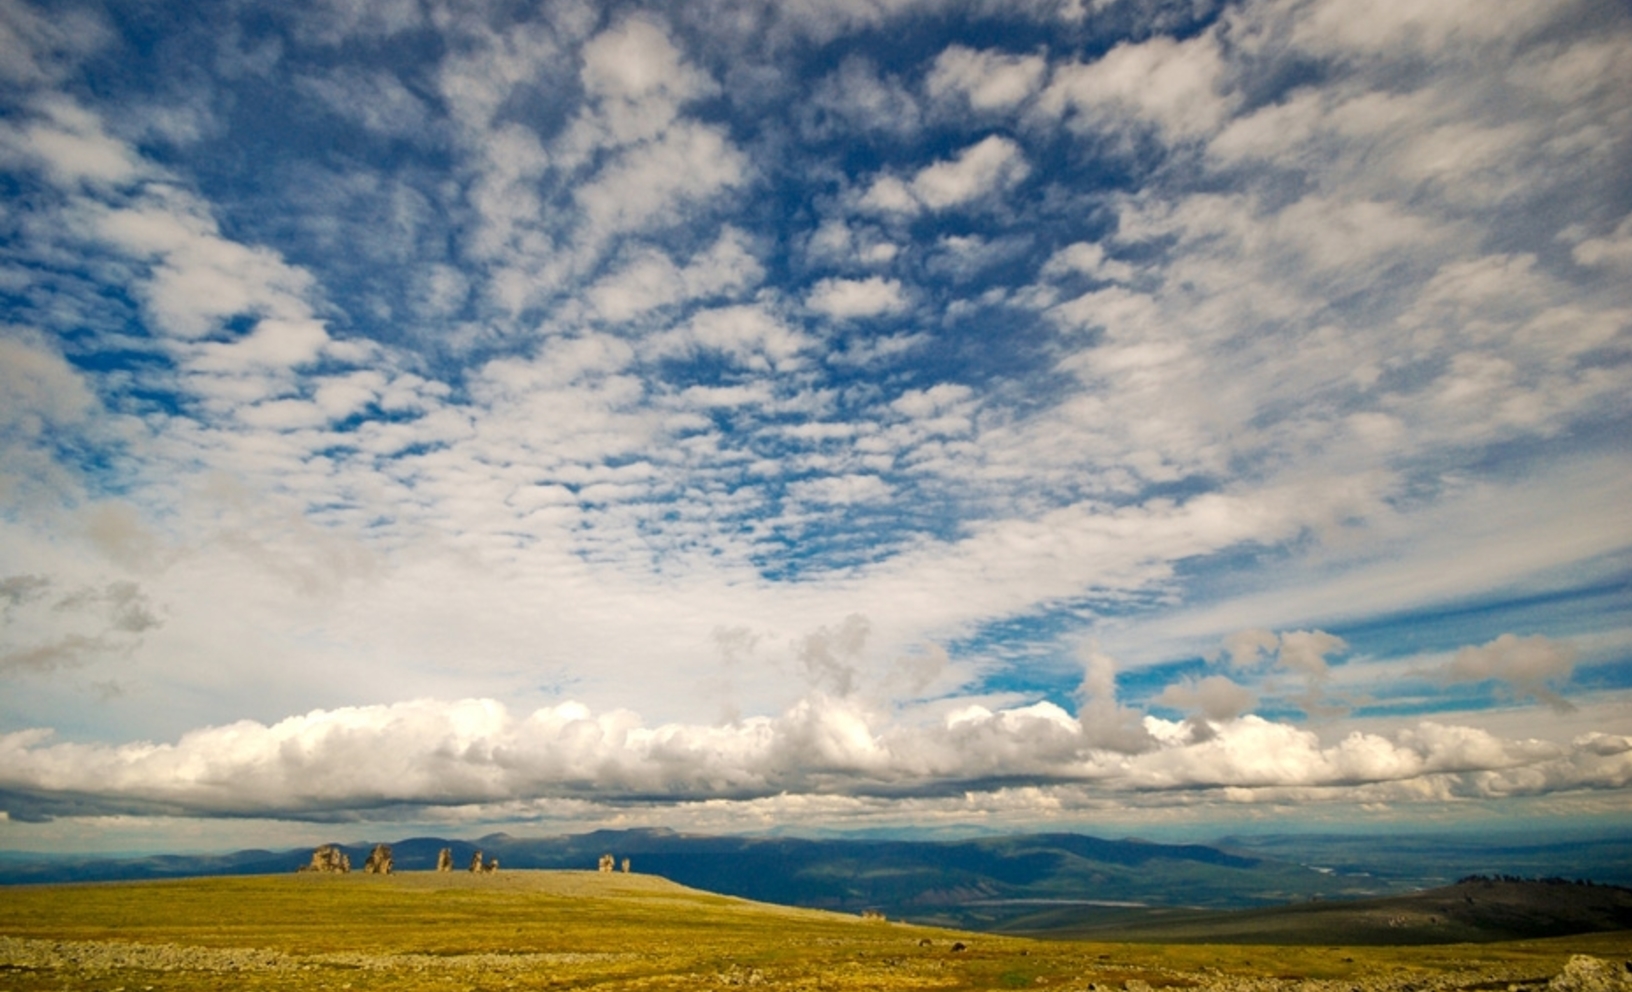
top-left (0, 0), bottom-right (1629, 844)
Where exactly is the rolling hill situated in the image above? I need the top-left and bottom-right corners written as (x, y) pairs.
top-left (5, 828), bottom-right (1630, 940)
top-left (0, 828), bottom-right (1380, 929)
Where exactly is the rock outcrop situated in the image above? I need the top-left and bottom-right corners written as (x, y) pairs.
top-left (297, 844), bottom-right (350, 873)
top-left (436, 848), bottom-right (453, 872)
top-left (363, 843), bottom-right (393, 875)
top-left (598, 853), bottom-right (615, 873)
top-left (469, 851), bottom-right (484, 873)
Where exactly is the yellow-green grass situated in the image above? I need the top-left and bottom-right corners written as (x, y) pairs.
top-left (1, 871), bottom-right (1628, 991)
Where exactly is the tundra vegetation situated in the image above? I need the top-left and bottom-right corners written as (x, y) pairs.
top-left (1, 871), bottom-right (1628, 992)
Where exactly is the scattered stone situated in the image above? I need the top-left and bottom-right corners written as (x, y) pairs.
top-left (0, 936), bottom-right (628, 975)
top-left (950, 942), bottom-right (966, 952)
top-left (436, 848), bottom-right (453, 872)
top-left (363, 843), bottom-right (393, 875)
top-left (714, 959), bottom-right (763, 985)
top-left (860, 910), bottom-right (886, 922)
top-left (484, 857), bottom-right (500, 874)
top-left (1549, 955), bottom-right (1632, 992)
top-left (718, 964), bottom-right (765, 985)
top-left (297, 844), bottom-right (350, 873)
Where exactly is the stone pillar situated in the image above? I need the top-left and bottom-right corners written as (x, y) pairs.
top-left (363, 843), bottom-right (394, 874)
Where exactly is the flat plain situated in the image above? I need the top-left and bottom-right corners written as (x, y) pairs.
top-left (2, 871), bottom-right (1629, 991)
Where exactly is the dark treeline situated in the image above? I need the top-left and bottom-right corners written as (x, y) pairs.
top-left (1456, 874), bottom-right (1626, 889)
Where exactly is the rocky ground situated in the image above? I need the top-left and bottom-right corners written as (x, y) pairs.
top-left (3, 934), bottom-right (1629, 991)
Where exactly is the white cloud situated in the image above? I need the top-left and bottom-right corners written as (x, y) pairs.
top-left (1038, 31), bottom-right (1233, 141)
top-left (585, 228), bottom-right (763, 323)
top-left (311, 370), bottom-right (385, 421)
top-left (0, 94), bottom-right (143, 186)
top-left (912, 135), bottom-right (1030, 208)
top-left (1277, 630), bottom-right (1348, 680)
top-left (440, 14), bottom-right (751, 312)
top-left (1042, 241), bottom-right (1135, 284)
top-left (925, 45), bottom-right (1047, 112)
top-left (0, 0), bottom-right (110, 86)
top-left (574, 121), bottom-right (748, 244)
top-left (1281, 0), bottom-right (1559, 59)
top-left (298, 67), bottom-right (430, 137)
top-left (807, 55), bottom-right (920, 136)
top-left (0, 576), bottom-right (161, 676)
top-left (437, 20), bottom-right (561, 133)
top-left (787, 474), bottom-right (892, 506)
top-left (298, 0), bottom-right (423, 43)
top-left (1445, 633), bottom-right (1578, 712)
top-left (861, 135), bottom-right (1030, 214)
top-left (1078, 645), bottom-right (1156, 752)
top-left (1223, 628), bottom-right (1281, 668)
top-left (0, 332), bottom-right (96, 437)
top-left (890, 383), bottom-right (972, 420)
top-left (805, 276), bottom-right (907, 319)
top-left (188, 319), bottom-right (330, 375)
top-left (91, 189), bottom-right (322, 341)
top-left (1211, 629), bottom-right (1348, 715)
top-left (1571, 214), bottom-right (1632, 272)
top-left (579, 16), bottom-right (718, 146)
top-left (1155, 675), bottom-right (1255, 722)
top-left (234, 398), bottom-right (329, 431)
top-left (805, 218), bottom-right (899, 268)
top-left (857, 174), bottom-right (918, 215)
top-left (657, 304), bottom-right (813, 370)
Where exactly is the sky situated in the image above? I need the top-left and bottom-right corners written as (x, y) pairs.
top-left (1, 0), bottom-right (1630, 855)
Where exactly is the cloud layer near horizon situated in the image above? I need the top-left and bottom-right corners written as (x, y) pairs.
top-left (0, 0), bottom-right (1629, 837)
top-left (6, 689), bottom-right (1629, 823)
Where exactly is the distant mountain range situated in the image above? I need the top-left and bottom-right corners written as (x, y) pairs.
top-left (4, 827), bottom-right (1629, 939)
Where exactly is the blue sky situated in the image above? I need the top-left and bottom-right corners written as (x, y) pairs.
top-left (1, 0), bottom-right (1630, 853)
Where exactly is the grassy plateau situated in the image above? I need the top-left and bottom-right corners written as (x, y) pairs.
top-left (1, 870), bottom-right (1629, 991)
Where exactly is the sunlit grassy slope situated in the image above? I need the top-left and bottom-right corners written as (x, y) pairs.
top-left (2, 871), bottom-right (1629, 991)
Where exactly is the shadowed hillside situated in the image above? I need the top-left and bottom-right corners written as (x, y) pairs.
top-left (999, 877), bottom-right (1632, 944)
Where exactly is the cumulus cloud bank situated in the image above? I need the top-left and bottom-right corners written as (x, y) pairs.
top-left (4, 691), bottom-right (1626, 823)
top-left (2, 637), bottom-right (1622, 826)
